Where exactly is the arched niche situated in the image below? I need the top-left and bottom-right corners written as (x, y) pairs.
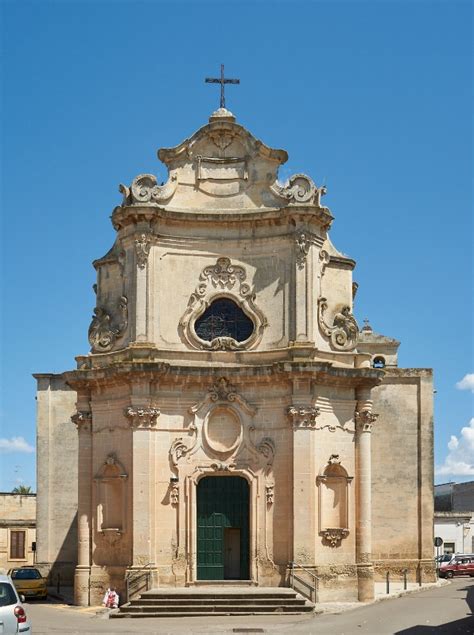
top-left (317, 455), bottom-right (352, 547)
top-left (94, 453), bottom-right (128, 536)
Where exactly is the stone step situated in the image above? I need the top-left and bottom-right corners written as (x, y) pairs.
top-left (123, 603), bottom-right (313, 613)
top-left (112, 611), bottom-right (312, 618)
top-left (129, 597), bottom-right (307, 606)
top-left (137, 593), bottom-right (300, 601)
top-left (112, 586), bottom-right (315, 618)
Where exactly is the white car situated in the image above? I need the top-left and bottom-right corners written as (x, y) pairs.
top-left (0, 574), bottom-right (32, 634)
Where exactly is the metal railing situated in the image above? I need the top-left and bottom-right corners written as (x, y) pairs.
top-left (125, 562), bottom-right (155, 603)
top-left (288, 561), bottom-right (319, 604)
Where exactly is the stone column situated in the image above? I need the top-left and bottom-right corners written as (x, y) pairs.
top-left (355, 387), bottom-right (378, 602)
top-left (72, 410), bottom-right (92, 605)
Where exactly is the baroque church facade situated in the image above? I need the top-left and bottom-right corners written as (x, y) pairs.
top-left (35, 107), bottom-right (435, 605)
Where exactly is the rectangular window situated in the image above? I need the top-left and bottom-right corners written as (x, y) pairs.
top-left (444, 542), bottom-right (455, 555)
top-left (10, 530), bottom-right (26, 559)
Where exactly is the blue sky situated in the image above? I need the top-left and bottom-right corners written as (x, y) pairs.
top-left (0, 0), bottom-right (472, 491)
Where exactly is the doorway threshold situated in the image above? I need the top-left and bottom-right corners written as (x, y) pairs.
top-left (187, 580), bottom-right (257, 587)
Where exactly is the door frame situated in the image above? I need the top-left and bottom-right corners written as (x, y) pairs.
top-left (186, 467), bottom-right (258, 583)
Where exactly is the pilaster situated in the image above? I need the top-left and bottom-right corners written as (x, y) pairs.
top-left (355, 387), bottom-right (378, 602)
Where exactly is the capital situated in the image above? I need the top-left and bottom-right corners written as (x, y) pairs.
top-left (124, 406), bottom-right (160, 428)
top-left (354, 409), bottom-right (379, 432)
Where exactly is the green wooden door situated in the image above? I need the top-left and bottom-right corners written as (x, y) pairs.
top-left (197, 476), bottom-right (250, 580)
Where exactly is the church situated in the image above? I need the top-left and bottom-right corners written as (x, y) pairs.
top-left (34, 96), bottom-right (435, 606)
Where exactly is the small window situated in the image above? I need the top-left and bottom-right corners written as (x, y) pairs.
top-left (373, 356), bottom-right (386, 368)
top-left (444, 542), bottom-right (455, 555)
top-left (195, 298), bottom-right (254, 343)
top-left (10, 530), bottom-right (25, 559)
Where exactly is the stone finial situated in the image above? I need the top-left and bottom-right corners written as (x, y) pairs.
top-left (362, 318), bottom-right (373, 333)
top-left (209, 107), bottom-right (236, 123)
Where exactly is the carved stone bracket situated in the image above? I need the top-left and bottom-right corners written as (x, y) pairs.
top-left (124, 406), bottom-right (160, 428)
top-left (287, 405), bottom-right (321, 429)
top-left (256, 437), bottom-right (275, 466)
top-left (119, 173), bottom-right (178, 205)
top-left (320, 528), bottom-right (349, 547)
top-left (318, 298), bottom-right (359, 351)
top-left (88, 296), bottom-right (128, 353)
top-left (135, 234), bottom-right (151, 269)
top-left (354, 410), bottom-right (379, 432)
top-left (99, 528), bottom-right (122, 546)
top-left (71, 411), bottom-right (92, 431)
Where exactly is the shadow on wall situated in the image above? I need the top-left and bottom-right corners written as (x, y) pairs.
top-left (394, 582), bottom-right (474, 634)
top-left (37, 513), bottom-right (77, 586)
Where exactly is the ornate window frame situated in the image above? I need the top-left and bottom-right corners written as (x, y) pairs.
top-left (179, 258), bottom-right (267, 351)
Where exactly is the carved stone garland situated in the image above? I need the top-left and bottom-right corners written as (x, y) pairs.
top-left (124, 406), bottom-right (160, 428)
top-left (295, 232), bottom-right (316, 270)
top-left (318, 298), bottom-right (359, 351)
top-left (179, 257), bottom-right (267, 351)
top-left (135, 234), bottom-right (151, 269)
top-left (88, 296), bottom-right (128, 353)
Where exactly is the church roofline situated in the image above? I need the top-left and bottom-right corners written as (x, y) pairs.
top-left (157, 116), bottom-right (288, 166)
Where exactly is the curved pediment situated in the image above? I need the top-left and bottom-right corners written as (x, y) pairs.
top-left (117, 108), bottom-right (331, 219)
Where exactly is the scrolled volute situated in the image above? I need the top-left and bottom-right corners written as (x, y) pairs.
top-left (88, 296), bottom-right (128, 353)
top-left (318, 298), bottom-right (359, 351)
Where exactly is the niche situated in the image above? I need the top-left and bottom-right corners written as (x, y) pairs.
top-left (317, 455), bottom-right (352, 547)
top-left (95, 453), bottom-right (128, 535)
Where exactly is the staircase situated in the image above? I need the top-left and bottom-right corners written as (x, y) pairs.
top-left (111, 586), bottom-right (314, 618)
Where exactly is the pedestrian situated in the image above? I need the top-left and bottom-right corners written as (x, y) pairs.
top-left (102, 586), bottom-right (119, 608)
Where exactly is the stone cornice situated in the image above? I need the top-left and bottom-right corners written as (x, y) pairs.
top-left (63, 358), bottom-right (383, 391)
top-left (111, 203), bottom-right (334, 232)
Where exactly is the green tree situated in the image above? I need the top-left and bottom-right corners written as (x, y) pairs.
top-left (12, 485), bottom-right (32, 494)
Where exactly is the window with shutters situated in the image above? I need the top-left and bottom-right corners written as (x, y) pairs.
top-left (9, 530), bottom-right (26, 560)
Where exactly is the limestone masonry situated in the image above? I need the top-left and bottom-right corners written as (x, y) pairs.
top-left (34, 107), bottom-right (434, 605)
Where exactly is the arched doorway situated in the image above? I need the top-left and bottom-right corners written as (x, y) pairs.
top-left (197, 475), bottom-right (250, 580)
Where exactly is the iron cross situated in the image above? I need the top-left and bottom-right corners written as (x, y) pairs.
top-left (205, 64), bottom-right (240, 109)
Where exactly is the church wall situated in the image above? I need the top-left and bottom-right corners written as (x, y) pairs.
top-left (371, 369), bottom-right (435, 582)
top-left (35, 374), bottom-right (77, 584)
top-left (151, 245), bottom-right (291, 350)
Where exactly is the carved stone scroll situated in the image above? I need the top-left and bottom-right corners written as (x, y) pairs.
top-left (88, 296), bottom-right (128, 353)
top-left (318, 298), bottom-right (359, 351)
top-left (71, 411), bottom-right (92, 431)
top-left (120, 173), bottom-right (177, 205)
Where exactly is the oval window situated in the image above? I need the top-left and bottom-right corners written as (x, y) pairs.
top-left (195, 298), bottom-right (254, 343)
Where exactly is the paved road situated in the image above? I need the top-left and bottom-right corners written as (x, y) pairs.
top-left (24, 578), bottom-right (474, 634)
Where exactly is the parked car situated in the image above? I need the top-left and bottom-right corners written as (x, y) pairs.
top-left (7, 567), bottom-right (47, 600)
top-left (435, 554), bottom-right (453, 566)
top-left (438, 555), bottom-right (474, 578)
top-left (0, 573), bottom-right (32, 634)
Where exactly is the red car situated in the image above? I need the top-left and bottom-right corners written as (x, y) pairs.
top-left (439, 555), bottom-right (474, 578)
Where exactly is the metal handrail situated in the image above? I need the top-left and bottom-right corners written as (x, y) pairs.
top-left (288, 561), bottom-right (320, 604)
top-left (125, 562), bottom-right (155, 603)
